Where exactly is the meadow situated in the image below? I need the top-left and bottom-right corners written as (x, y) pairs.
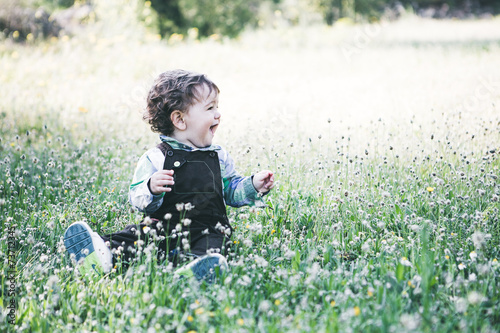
top-left (1, 3), bottom-right (500, 332)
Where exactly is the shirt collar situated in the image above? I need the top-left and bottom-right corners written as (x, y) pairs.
top-left (159, 135), bottom-right (221, 151)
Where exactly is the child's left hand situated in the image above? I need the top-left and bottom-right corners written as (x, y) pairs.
top-left (253, 170), bottom-right (275, 194)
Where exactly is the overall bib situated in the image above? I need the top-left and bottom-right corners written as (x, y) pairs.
top-left (102, 143), bottom-right (232, 266)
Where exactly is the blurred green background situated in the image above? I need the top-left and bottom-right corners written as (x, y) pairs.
top-left (2, 0), bottom-right (499, 41)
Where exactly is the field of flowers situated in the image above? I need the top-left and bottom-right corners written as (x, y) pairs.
top-left (1, 3), bottom-right (500, 331)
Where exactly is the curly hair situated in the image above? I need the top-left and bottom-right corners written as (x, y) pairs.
top-left (144, 69), bottom-right (219, 136)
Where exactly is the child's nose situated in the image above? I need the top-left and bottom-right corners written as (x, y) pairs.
top-left (214, 109), bottom-right (221, 119)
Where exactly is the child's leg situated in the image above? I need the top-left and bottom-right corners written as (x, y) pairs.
top-left (190, 232), bottom-right (231, 257)
top-left (101, 221), bottom-right (168, 266)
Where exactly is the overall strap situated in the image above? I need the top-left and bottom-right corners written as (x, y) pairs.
top-left (157, 142), bottom-right (172, 156)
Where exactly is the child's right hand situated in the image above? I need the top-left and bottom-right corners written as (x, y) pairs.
top-left (149, 170), bottom-right (175, 195)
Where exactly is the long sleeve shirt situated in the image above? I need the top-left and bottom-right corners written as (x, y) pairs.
top-left (129, 135), bottom-right (265, 214)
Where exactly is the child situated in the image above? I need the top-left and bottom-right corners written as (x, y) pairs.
top-left (63, 69), bottom-right (274, 281)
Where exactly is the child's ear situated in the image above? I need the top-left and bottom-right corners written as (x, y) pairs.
top-left (170, 110), bottom-right (186, 130)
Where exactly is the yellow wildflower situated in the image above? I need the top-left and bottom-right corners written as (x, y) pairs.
top-left (353, 306), bottom-right (361, 316)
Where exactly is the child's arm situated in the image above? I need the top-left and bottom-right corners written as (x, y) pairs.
top-left (128, 148), bottom-right (168, 214)
top-left (219, 148), bottom-right (274, 208)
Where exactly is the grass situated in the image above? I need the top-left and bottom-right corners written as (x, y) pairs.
top-left (1, 6), bottom-right (500, 332)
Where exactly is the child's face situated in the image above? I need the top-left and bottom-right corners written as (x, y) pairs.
top-left (180, 84), bottom-right (220, 148)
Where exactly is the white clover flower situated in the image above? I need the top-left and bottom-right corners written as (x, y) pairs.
top-left (184, 202), bottom-right (195, 211)
top-left (176, 203), bottom-right (184, 211)
top-left (143, 226), bottom-right (151, 234)
top-left (143, 216), bottom-right (152, 225)
top-left (175, 224), bottom-right (182, 232)
top-left (40, 254), bottom-right (49, 262)
top-left (164, 213), bottom-right (172, 220)
top-left (468, 273), bottom-right (477, 282)
top-left (182, 218), bottom-right (191, 226)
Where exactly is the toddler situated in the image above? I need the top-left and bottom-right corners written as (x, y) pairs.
top-left (63, 69), bottom-right (274, 281)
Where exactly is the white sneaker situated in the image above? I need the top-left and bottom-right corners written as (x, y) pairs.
top-left (174, 253), bottom-right (228, 282)
top-left (64, 221), bottom-right (113, 275)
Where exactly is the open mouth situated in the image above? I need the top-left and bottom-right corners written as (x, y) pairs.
top-left (210, 123), bottom-right (218, 135)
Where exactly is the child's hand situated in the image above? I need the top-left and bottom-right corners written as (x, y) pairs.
top-left (253, 170), bottom-right (275, 194)
top-left (149, 170), bottom-right (175, 195)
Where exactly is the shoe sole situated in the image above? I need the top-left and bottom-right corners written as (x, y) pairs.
top-left (191, 255), bottom-right (223, 281)
top-left (175, 254), bottom-right (228, 282)
top-left (64, 223), bottom-right (103, 275)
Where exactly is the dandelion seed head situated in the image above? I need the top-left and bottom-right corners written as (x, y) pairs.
top-left (467, 291), bottom-right (486, 305)
top-left (143, 216), bottom-right (152, 225)
top-left (471, 231), bottom-right (491, 249)
top-left (258, 300), bottom-right (271, 312)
